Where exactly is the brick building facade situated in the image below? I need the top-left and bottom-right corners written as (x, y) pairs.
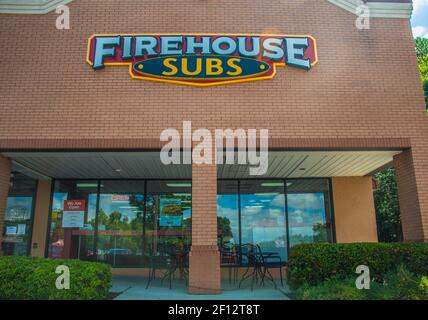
top-left (0, 0), bottom-right (426, 293)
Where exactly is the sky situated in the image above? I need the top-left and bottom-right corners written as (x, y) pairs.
top-left (411, 0), bottom-right (428, 38)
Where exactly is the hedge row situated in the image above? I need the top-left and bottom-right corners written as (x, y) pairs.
top-left (288, 243), bottom-right (428, 288)
top-left (0, 256), bottom-right (111, 300)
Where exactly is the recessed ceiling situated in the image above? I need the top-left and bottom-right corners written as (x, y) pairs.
top-left (2, 150), bottom-right (400, 180)
top-left (218, 151), bottom-right (400, 179)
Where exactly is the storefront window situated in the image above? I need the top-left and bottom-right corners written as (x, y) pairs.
top-left (216, 178), bottom-right (334, 262)
top-left (217, 181), bottom-right (239, 247)
top-left (47, 179), bottom-right (192, 268)
top-left (145, 181), bottom-right (192, 257)
top-left (97, 181), bottom-right (145, 267)
top-left (2, 172), bottom-right (37, 256)
top-left (46, 178), bottom-right (332, 266)
top-left (287, 179), bottom-right (334, 246)
top-left (240, 180), bottom-right (287, 262)
top-left (48, 180), bottom-right (97, 260)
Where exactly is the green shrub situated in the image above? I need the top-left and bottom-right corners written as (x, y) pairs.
top-left (294, 277), bottom-right (368, 300)
top-left (420, 276), bottom-right (428, 292)
top-left (294, 265), bottom-right (428, 300)
top-left (381, 265), bottom-right (428, 300)
top-left (288, 243), bottom-right (428, 288)
top-left (0, 256), bottom-right (111, 300)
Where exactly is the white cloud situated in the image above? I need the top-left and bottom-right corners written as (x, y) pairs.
top-left (413, 0), bottom-right (428, 14)
top-left (412, 26), bottom-right (428, 38)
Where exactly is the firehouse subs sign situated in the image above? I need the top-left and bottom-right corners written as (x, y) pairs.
top-left (86, 34), bottom-right (318, 86)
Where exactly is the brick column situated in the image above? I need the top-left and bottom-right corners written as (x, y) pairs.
top-left (393, 148), bottom-right (427, 242)
top-left (188, 163), bottom-right (221, 294)
top-left (0, 155), bottom-right (11, 256)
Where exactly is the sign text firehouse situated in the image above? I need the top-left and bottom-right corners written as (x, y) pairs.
top-left (87, 34), bottom-right (318, 86)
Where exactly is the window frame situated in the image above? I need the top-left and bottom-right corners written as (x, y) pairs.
top-left (217, 177), bottom-right (337, 264)
top-left (44, 178), bottom-right (192, 268)
top-left (4, 172), bottom-right (38, 257)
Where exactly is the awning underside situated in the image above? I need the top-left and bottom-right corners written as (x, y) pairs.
top-left (1, 150), bottom-right (401, 180)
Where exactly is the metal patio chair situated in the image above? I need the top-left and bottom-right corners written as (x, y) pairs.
top-left (257, 245), bottom-right (284, 287)
top-left (145, 244), bottom-right (176, 290)
top-left (220, 243), bottom-right (240, 284)
top-left (238, 243), bottom-right (265, 291)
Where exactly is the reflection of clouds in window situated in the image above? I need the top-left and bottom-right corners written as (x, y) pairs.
top-left (6, 197), bottom-right (33, 220)
top-left (290, 226), bottom-right (316, 237)
top-left (289, 210), bottom-right (325, 227)
top-left (217, 204), bottom-right (239, 243)
top-left (217, 205), bottom-right (239, 224)
top-left (287, 193), bottom-right (324, 210)
top-left (242, 205), bottom-right (262, 216)
top-left (269, 208), bottom-right (284, 218)
top-left (240, 191), bottom-right (287, 260)
top-left (88, 194), bottom-right (97, 220)
top-left (53, 192), bottom-right (68, 210)
top-left (271, 194), bottom-right (285, 207)
top-left (288, 193), bottom-right (329, 245)
top-left (183, 208), bottom-right (192, 220)
top-left (292, 209), bottom-right (304, 223)
top-left (288, 193), bottom-right (326, 227)
top-left (217, 179), bottom-right (332, 258)
top-left (99, 194), bottom-right (141, 221)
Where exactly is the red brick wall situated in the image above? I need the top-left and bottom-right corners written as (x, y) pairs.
top-left (0, 0), bottom-right (426, 142)
top-left (0, 156), bottom-right (11, 255)
top-left (0, 1), bottom-right (427, 240)
top-left (393, 150), bottom-right (425, 241)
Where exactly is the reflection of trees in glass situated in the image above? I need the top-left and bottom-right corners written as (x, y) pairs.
top-left (182, 217), bottom-right (192, 230)
top-left (96, 208), bottom-right (143, 231)
top-left (51, 190), bottom-right (192, 260)
top-left (289, 223), bottom-right (328, 246)
top-left (217, 216), bottom-right (233, 243)
top-left (96, 195), bottom-right (145, 255)
top-left (256, 234), bottom-right (287, 248)
top-left (134, 193), bottom-right (192, 253)
top-left (312, 223), bottom-right (328, 243)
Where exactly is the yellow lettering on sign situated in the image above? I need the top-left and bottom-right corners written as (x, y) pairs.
top-left (182, 58), bottom-right (202, 76)
top-left (206, 58), bottom-right (223, 76)
top-left (226, 58), bottom-right (242, 76)
top-left (162, 58), bottom-right (178, 76)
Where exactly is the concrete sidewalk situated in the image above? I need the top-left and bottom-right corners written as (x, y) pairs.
top-left (111, 276), bottom-right (291, 300)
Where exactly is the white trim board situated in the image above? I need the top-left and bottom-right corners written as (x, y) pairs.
top-left (0, 0), bottom-right (413, 17)
top-left (328, 0), bottom-right (413, 18)
top-left (0, 0), bottom-right (73, 14)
